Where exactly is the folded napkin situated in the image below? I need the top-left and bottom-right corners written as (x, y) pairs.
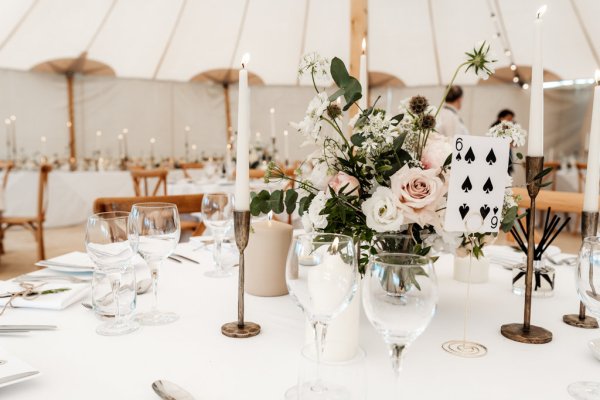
top-left (35, 251), bottom-right (94, 271)
top-left (485, 244), bottom-right (562, 267)
top-left (0, 348), bottom-right (39, 389)
top-left (0, 281), bottom-right (89, 310)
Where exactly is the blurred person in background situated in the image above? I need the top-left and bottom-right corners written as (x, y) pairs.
top-left (436, 85), bottom-right (469, 138)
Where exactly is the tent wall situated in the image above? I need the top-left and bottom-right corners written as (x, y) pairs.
top-left (0, 69), bottom-right (594, 164)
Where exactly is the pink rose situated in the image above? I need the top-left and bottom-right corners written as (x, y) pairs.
top-left (390, 165), bottom-right (445, 226)
top-left (421, 133), bottom-right (452, 170)
top-left (329, 172), bottom-right (360, 195)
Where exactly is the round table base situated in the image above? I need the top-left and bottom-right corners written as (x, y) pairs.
top-left (441, 340), bottom-right (487, 358)
top-left (221, 322), bottom-right (261, 338)
top-left (563, 314), bottom-right (599, 329)
top-left (500, 323), bottom-right (552, 344)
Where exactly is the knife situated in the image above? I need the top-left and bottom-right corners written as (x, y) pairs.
top-left (171, 254), bottom-right (200, 264)
top-left (0, 371), bottom-right (39, 386)
top-left (36, 261), bottom-right (92, 270)
top-left (0, 325), bottom-right (57, 331)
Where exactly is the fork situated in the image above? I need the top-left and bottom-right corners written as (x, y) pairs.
top-left (14, 275), bottom-right (91, 284)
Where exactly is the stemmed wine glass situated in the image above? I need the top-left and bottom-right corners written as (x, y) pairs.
top-left (286, 233), bottom-right (358, 399)
top-left (201, 193), bottom-right (234, 278)
top-left (85, 211), bottom-right (139, 336)
top-left (362, 253), bottom-right (438, 394)
top-left (128, 202), bottom-right (180, 325)
top-left (568, 237), bottom-right (600, 399)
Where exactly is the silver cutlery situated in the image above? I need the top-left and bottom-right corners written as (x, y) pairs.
top-left (152, 380), bottom-right (195, 400)
top-left (0, 325), bottom-right (57, 331)
top-left (170, 254), bottom-right (200, 264)
top-left (167, 256), bottom-right (183, 263)
top-left (36, 261), bottom-right (91, 270)
top-left (0, 371), bottom-right (39, 386)
top-left (14, 275), bottom-right (91, 284)
top-left (81, 278), bottom-right (152, 312)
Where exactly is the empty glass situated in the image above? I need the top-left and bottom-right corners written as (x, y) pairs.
top-left (362, 253), bottom-right (437, 394)
top-left (286, 233), bottom-right (358, 399)
top-left (92, 265), bottom-right (136, 320)
top-left (568, 237), bottom-right (600, 399)
top-left (85, 211), bottom-right (139, 336)
top-left (201, 193), bottom-right (234, 278)
top-left (129, 203), bottom-right (180, 325)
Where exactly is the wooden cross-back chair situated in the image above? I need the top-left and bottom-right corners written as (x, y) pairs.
top-left (93, 194), bottom-right (205, 236)
top-left (0, 164), bottom-right (51, 260)
top-left (576, 162), bottom-right (588, 193)
top-left (180, 162), bottom-right (204, 180)
top-left (0, 160), bottom-right (14, 189)
top-left (130, 169), bottom-right (168, 196)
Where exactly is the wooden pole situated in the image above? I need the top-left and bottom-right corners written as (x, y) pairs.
top-left (223, 83), bottom-right (232, 143)
top-left (66, 72), bottom-right (76, 169)
top-left (350, 0), bottom-right (368, 116)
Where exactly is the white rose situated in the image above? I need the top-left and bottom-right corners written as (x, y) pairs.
top-left (308, 191), bottom-right (328, 230)
top-left (361, 187), bottom-right (404, 233)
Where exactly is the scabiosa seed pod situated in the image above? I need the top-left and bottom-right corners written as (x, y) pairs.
top-left (420, 114), bottom-right (436, 130)
top-left (326, 103), bottom-right (342, 120)
top-left (409, 95), bottom-right (429, 115)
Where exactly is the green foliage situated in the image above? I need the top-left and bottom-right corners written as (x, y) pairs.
top-left (330, 57), bottom-right (362, 111)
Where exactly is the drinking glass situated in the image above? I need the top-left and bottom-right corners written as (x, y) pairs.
top-left (362, 253), bottom-right (438, 394)
top-left (201, 193), bottom-right (234, 278)
top-left (129, 203), bottom-right (180, 325)
top-left (286, 233), bottom-right (358, 399)
top-left (568, 237), bottom-right (600, 399)
top-left (85, 211), bottom-right (139, 336)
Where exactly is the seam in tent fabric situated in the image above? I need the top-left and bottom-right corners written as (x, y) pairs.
top-left (493, 0), bottom-right (514, 64)
top-left (427, 0), bottom-right (441, 85)
top-left (153, 0), bottom-right (188, 79)
top-left (295, 0), bottom-right (310, 86)
top-left (225, 0), bottom-right (250, 82)
top-left (84, 0), bottom-right (118, 52)
top-left (569, 0), bottom-right (600, 68)
top-left (0, 0), bottom-right (40, 53)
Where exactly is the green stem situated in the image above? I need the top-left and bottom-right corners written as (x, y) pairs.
top-left (311, 71), bottom-right (319, 93)
top-left (322, 117), bottom-right (350, 148)
top-left (435, 62), bottom-right (470, 118)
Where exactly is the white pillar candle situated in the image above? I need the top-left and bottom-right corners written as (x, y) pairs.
top-left (283, 130), bottom-right (290, 165)
top-left (235, 53), bottom-right (251, 211)
top-left (583, 70), bottom-right (600, 212)
top-left (527, 5), bottom-right (547, 157)
top-left (358, 38), bottom-right (368, 110)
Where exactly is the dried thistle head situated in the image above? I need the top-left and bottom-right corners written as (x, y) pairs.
top-left (326, 103), bottom-right (342, 120)
top-left (420, 114), bottom-right (436, 130)
top-left (409, 95), bottom-right (429, 115)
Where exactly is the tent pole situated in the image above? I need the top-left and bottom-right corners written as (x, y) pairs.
top-left (223, 83), bottom-right (232, 143)
top-left (66, 72), bottom-right (76, 170)
top-left (350, 0), bottom-right (368, 117)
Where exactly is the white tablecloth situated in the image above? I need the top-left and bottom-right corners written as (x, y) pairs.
top-left (0, 249), bottom-right (597, 399)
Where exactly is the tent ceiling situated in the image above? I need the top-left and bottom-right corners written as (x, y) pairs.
top-left (0, 0), bottom-right (597, 86)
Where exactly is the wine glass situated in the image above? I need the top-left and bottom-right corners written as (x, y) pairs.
top-left (128, 202), bottom-right (180, 325)
top-left (568, 236), bottom-right (600, 399)
top-left (85, 211), bottom-right (139, 336)
top-left (362, 253), bottom-right (438, 394)
top-left (286, 233), bottom-right (358, 399)
top-left (201, 193), bottom-right (234, 278)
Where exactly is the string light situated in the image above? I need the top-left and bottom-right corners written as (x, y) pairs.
top-left (510, 64), bottom-right (517, 71)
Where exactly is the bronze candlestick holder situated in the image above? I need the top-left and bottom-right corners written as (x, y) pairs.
top-left (501, 156), bottom-right (553, 344)
top-left (221, 210), bottom-right (261, 338)
top-left (563, 211), bottom-right (599, 328)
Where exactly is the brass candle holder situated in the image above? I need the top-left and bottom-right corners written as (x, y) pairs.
top-left (221, 210), bottom-right (261, 338)
top-left (563, 211), bottom-right (599, 328)
top-left (501, 156), bottom-right (553, 344)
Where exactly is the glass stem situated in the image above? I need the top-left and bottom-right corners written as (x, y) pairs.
top-left (389, 343), bottom-right (406, 395)
top-left (213, 233), bottom-right (223, 272)
top-left (111, 273), bottom-right (122, 323)
top-left (149, 261), bottom-right (160, 312)
top-left (312, 321), bottom-right (328, 392)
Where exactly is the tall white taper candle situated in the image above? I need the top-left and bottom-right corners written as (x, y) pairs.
top-left (583, 70), bottom-right (600, 212)
top-left (527, 5), bottom-right (547, 156)
top-left (235, 53), bottom-right (251, 211)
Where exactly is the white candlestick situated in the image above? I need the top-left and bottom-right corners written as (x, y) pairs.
top-left (117, 134), bottom-right (124, 158)
top-left (269, 108), bottom-right (276, 138)
top-left (10, 115), bottom-right (16, 160)
top-left (283, 130), bottom-right (290, 165)
top-left (235, 53), bottom-right (251, 211)
top-left (583, 70), bottom-right (600, 212)
top-left (40, 136), bottom-right (47, 157)
top-left (150, 137), bottom-right (156, 160)
top-left (527, 5), bottom-right (547, 157)
top-left (95, 130), bottom-right (102, 156)
top-left (4, 119), bottom-right (11, 160)
top-left (359, 38), bottom-right (368, 110)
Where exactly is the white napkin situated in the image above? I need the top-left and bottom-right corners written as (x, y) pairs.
top-left (35, 251), bottom-right (94, 270)
top-left (0, 281), bottom-right (89, 310)
top-left (0, 348), bottom-right (39, 389)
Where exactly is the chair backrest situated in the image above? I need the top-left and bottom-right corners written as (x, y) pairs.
top-left (0, 160), bottom-right (14, 189)
top-left (576, 162), bottom-right (587, 193)
top-left (249, 169), bottom-right (265, 179)
top-left (38, 164), bottom-right (51, 221)
top-left (513, 187), bottom-right (585, 214)
top-left (93, 194), bottom-right (204, 215)
top-left (130, 169), bottom-right (168, 196)
top-left (179, 162), bottom-right (204, 179)
top-left (543, 161), bottom-right (560, 191)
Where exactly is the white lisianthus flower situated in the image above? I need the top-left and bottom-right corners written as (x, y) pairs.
top-left (290, 92), bottom-right (330, 142)
top-left (308, 191), bottom-right (328, 230)
top-left (486, 121), bottom-right (527, 147)
top-left (361, 187), bottom-right (404, 232)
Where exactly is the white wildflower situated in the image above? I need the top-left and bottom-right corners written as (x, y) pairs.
top-left (298, 53), bottom-right (331, 85)
top-left (487, 121), bottom-right (527, 147)
top-left (308, 191), bottom-right (329, 230)
top-left (290, 92), bottom-right (330, 141)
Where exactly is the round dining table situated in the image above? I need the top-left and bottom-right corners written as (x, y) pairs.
top-left (0, 246), bottom-right (598, 399)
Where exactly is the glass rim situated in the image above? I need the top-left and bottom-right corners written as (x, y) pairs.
top-left (296, 232), bottom-right (354, 244)
top-left (131, 202), bottom-right (177, 209)
top-left (370, 252), bottom-right (431, 267)
top-left (89, 211), bottom-right (129, 221)
top-left (204, 192), bottom-right (230, 197)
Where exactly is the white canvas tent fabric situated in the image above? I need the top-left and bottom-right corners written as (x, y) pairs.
top-left (0, 0), bottom-right (597, 85)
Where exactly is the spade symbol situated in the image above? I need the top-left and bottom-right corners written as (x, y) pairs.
top-left (480, 204), bottom-right (491, 220)
top-left (483, 177), bottom-right (494, 194)
top-left (461, 176), bottom-right (473, 193)
top-left (455, 152), bottom-right (462, 162)
top-left (465, 147), bottom-right (475, 164)
top-left (493, 206), bottom-right (499, 215)
top-left (459, 204), bottom-right (470, 220)
top-left (486, 149), bottom-right (497, 165)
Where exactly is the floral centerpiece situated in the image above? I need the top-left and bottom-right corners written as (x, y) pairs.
top-left (251, 42), bottom-right (523, 271)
